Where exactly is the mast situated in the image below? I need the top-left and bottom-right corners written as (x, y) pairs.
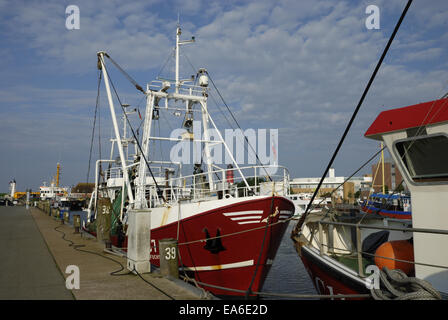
top-left (175, 26), bottom-right (180, 93)
top-left (381, 142), bottom-right (385, 194)
top-left (135, 92), bottom-right (155, 209)
top-left (97, 51), bottom-right (135, 204)
top-left (175, 26), bottom-right (195, 94)
top-left (134, 25), bottom-right (253, 203)
top-left (56, 163), bottom-right (60, 187)
top-left (200, 99), bottom-right (214, 190)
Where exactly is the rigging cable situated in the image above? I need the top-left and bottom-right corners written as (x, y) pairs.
top-left (303, 145), bottom-right (386, 215)
top-left (206, 70), bottom-right (274, 182)
top-left (183, 53), bottom-right (237, 135)
top-left (98, 54), bottom-right (167, 203)
top-left (103, 53), bottom-right (145, 94)
top-left (86, 70), bottom-right (102, 184)
top-left (356, 96), bottom-right (448, 221)
top-left (183, 51), bottom-right (274, 182)
top-left (156, 48), bottom-right (176, 80)
top-left (293, 0), bottom-right (414, 235)
top-left (183, 52), bottom-right (270, 185)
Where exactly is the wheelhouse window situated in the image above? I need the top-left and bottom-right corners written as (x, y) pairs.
top-left (395, 134), bottom-right (448, 183)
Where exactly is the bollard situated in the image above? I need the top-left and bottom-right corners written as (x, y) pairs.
top-left (126, 209), bottom-right (151, 274)
top-left (73, 214), bottom-right (81, 234)
top-left (97, 198), bottom-right (112, 250)
top-left (64, 211), bottom-right (70, 223)
top-left (159, 238), bottom-right (179, 279)
top-left (59, 209), bottom-right (64, 224)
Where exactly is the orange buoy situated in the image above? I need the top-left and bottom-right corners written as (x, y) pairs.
top-left (374, 240), bottom-right (415, 275)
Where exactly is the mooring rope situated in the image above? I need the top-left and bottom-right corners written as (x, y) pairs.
top-left (293, 0), bottom-right (414, 235)
top-left (371, 267), bottom-right (442, 300)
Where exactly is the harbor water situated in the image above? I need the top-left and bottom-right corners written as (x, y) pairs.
top-left (262, 222), bottom-right (317, 299)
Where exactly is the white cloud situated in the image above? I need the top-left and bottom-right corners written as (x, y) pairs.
top-left (399, 47), bottom-right (443, 62)
top-left (0, 0), bottom-right (447, 188)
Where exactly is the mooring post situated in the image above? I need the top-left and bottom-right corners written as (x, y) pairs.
top-left (356, 225), bottom-right (364, 277)
top-left (97, 198), bottom-right (112, 249)
top-left (127, 209), bottom-right (151, 274)
top-left (59, 209), bottom-right (64, 224)
top-left (159, 238), bottom-right (179, 279)
top-left (318, 222), bottom-right (324, 256)
top-left (73, 214), bottom-right (81, 234)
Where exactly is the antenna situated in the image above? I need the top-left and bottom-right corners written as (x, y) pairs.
top-left (175, 23), bottom-right (195, 93)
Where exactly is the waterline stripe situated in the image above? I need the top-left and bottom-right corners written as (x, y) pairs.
top-left (183, 259), bottom-right (254, 272)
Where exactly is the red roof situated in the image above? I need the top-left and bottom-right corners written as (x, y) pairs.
top-left (365, 98), bottom-right (448, 139)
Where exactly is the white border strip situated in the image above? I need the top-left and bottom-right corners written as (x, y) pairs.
top-left (223, 210), bottom-right (264, 217)
top-left (183, 259), bottom-right (254, 272)
top-left (229, 215), bottom-right (263, 221)
top-left (237, 220), bottom-right (261, 225)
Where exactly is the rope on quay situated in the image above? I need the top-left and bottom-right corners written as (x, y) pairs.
top-left (52, 223), bottom-right (175, 299)
top-left (371, 267), bottom-right (442, 300)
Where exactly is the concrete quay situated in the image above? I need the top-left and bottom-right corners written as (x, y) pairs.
top-left (0, 205), bottom-right (208, 300)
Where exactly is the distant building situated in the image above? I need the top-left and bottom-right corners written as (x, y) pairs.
top-left (290, 168), bottom-right (372, 202)
top-left (70, 183), bottom-right (95, 198)
top-left (371, 159), bottom-right (405, 193)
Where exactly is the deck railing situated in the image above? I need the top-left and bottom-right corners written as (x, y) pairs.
top-left (141, 165), bottom-right (290, 207)
top-left (309, 214), bottom-right (448, 279)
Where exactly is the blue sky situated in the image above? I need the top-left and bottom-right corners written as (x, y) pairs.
top-left (0, 0), bottom-right (447, 192)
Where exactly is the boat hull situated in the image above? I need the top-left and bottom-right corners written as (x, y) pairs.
top-left (98, 196), bottom-right (294, 298)
top-left (299, 246), bottom-right (369, 299)
top-left (361, 205), bottom-right (411, 220)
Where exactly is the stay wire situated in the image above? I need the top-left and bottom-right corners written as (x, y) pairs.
top-left (99, 56), bottom-right (167, 203)
top-left (306, 145), bottom-right (386, 214)
top-left (104, 53), bottom-right (145, 94)
top-left (308, 95), bottom-right (448, 216)
top-left (294, 0), bottom-right (413, 233)
top-left (86, 70), bottom-right (102, 184)
top-left (206, 70), bottom-right (274, 182)
top-left (359, 96), bottom-right (448, 217)
top-left (184, 50), bottom-right (273, 182)
top-left (156, 48), bottom-right (176, 80)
